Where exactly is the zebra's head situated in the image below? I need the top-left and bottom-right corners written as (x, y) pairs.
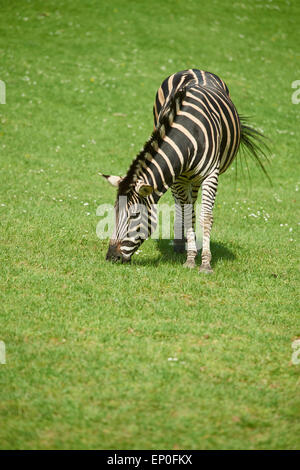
top-left (100, 173), bottom-right (157, 263)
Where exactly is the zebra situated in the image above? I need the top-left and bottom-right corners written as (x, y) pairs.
top-left (153, 69), bottom-right (232, 256)
top-left (101, 69), bottom-right (268, 272)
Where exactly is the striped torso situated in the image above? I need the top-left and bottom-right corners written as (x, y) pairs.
top-left (153, 69), bottom-right (241, 180)
top-left (106, 69), bottom-right (268, 266)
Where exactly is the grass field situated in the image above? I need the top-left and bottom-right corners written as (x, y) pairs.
top-left (0, 0), bottom-right (299, 450)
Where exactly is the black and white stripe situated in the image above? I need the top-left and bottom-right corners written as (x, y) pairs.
top-left (104, 69), bottom-right (268, 271)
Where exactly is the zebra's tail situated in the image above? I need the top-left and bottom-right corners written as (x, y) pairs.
top-left (239, 116), bottom-right (272, 185)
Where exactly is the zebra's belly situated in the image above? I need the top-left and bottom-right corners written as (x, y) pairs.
top-left (173, 172), bottom-right (204, 187)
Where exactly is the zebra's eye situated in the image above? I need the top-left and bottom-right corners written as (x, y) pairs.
top-left (129, 212), bottom-right (140, 220)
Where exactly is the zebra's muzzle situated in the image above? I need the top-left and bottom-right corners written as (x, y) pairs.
top-left (106, 253), bottom-right (131, 264)
top-left (106, 243), bottom-right (131, 264)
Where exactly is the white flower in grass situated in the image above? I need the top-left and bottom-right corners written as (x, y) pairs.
top-left (273, 193), bottom-right (282, 202)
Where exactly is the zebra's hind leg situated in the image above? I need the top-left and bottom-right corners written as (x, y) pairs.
top-left (172, 184), bottom-right (198, 267)
top-left (199, 170), bottom-right (219, 274)
top-left (198, 212), bottom-right (214, 273)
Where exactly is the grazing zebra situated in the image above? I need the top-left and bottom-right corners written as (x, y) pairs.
top-left (101, 69), bottom-right (268, 272)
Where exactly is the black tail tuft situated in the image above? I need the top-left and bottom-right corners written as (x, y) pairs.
top-left (239, 116), bottom-right (272, 185)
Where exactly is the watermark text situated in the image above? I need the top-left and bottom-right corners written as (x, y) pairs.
top-left (0, 341), bottom-right (6, 364)
top-left (291, 80), bottom-right (300, 104)
top-left (0, 80), bottom-right (6, 104)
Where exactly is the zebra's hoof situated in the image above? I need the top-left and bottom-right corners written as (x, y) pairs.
top-left (183, 260), bottom-right (196, 269)
top-left (199, 265), bottom-right (213, 274)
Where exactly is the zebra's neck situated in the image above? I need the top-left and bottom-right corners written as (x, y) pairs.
top-left (118, 88), bottom-right (188, 199)
top-left (136, 133), bottom-right (185, 200)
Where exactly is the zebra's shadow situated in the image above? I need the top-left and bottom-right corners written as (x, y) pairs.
top-left (134, 239), bottom-right (236, 267)
top-left (157, 239), bottom-right (235, 266)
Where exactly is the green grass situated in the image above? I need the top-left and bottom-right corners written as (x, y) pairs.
top-left (0, 0), bottom-right (299, 450)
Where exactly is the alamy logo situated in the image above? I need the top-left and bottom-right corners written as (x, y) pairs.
top-left (96, 198), bottom-right (203, 249)
top-left (291, 80), bottom-right (300, 104)
top-left (0, 341), bottom-right (6, 364)
top-left (0, 80), bottom-right (6, 104)
top-left (291, 339), bottom-right (300, 365)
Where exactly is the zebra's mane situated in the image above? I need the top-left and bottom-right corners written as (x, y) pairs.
top-left (117, 88), bottom-right (186, 196)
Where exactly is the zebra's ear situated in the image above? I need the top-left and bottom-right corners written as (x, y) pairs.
top-left (135, 180), bottom-right (154, 197)
top-left (99, 173), bottom-right (123, 187)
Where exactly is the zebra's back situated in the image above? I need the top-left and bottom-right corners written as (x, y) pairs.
top-left (104, 69), bottom-right (269, 269)
top-left (153, 69), bottom-right (230, 127)
top-left (153, 73), bottom-right (241, 181)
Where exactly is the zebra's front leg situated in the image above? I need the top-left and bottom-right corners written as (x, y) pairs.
top-left (183, 227), bottom-right (197, 268)
top-left (199, 171), bottom-right (219, 274)
top-left (173, 202), bottom-right (185, 253)
top-left (183, 203), bottom-right (197, 269)
top-left (172, 189), bottom-right (186, 253)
